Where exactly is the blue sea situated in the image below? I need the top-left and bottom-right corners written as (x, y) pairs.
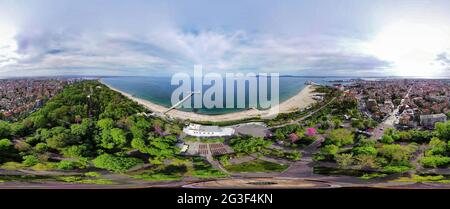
top-left (101, 76), bottom-right (353, 115)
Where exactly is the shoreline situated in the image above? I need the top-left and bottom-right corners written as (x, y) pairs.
top-left (100, 80), bottom-right (318, 122)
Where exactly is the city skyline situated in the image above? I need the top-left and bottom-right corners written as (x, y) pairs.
top-left (1, 0), bottom-right (450, 77)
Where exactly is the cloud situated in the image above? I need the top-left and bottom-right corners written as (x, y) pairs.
top-left (436, 52), bottom-right (450, 66)
top-left (0, 27), bottom-right (393, 76)
top-left (0, 0), bottom-right (397, 77)
top-left (4, 0), bottom-right (450, 77)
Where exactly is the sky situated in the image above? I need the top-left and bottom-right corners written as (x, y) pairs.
top-left (1, 0), bottom-right (450, 77)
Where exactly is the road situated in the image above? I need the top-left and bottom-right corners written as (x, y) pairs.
top-left (370, 86), bottom-right (412, 140)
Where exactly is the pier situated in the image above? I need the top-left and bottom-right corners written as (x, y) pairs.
top-left (164, 91), bottom-right (200, 114)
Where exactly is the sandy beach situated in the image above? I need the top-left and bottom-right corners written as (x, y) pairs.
top-left (101, 80), bottom-right (317, 122)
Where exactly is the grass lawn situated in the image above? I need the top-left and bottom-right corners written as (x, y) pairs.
top-left (190, 157), bottom-right (228, 178)
top-left (224, 159), bottom-right (288, 173)
top-left (391, 174), bottom-right (450, 183)
top-left (0, 162), bottom-right (26, 170)
top-left (129, 164), bottom-right (187, 181)
top-left (131, 173), bottom-right (182, 181)
top-left (57, 176), bottom-right (115, 185)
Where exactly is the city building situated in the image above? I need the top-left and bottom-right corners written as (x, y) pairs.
top-left (366, 99), bottom-right (378, 112)
top-left (420, 113), bottom-right (448, 129)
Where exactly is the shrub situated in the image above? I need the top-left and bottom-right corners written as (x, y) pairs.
top-left (353, 146), bottom-right (377, 156)
top-left (84, 172), bottom-right (101, 177)
top-left (92, 154), bottom-right (143, 173)
top-left (35, 143), bottom-right (48, 152)
top-left (335, 153), bottom-right (354, 168)
top-left (229, 136), bottom-right (272, 154)
top-left (380, 135), bottom-right (394, 144)
top-left (57, 160), bottom-right (78, 170)
top-left (284, 151), bottom-right (302, 161)
top-left (317, 144), bottom-right (339, 161)
top-left (22, 155), bottom-right (39, 166)
top-left (419, 156), bottom-right (450, 168)
top-left (354, 154), bottom-right (379, 170)
top-left (31, 163), bottom-right (56, 171)
top-left (326, 129), bottom-right (354, 146)
top-left (377, 144), bottom-right (416, 164)
top-left (382, 165), bottom-right (411, 173)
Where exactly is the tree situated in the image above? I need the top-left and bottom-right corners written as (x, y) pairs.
top-left (351, 119), bottom-right (364, 129)
top-left (111, 128), bottom-right (127, 147)
top-left (145, 135), bottom-right (179, 159)
top-left (0, 138), bottom-right (19, 163)
top-left (332, 118), bottom-right (343, 128)
top-left (99, 128), bottom-right (127, 150)
top-left (383, 128), bottom-right (400, 142)
top-left (0, 138), bottom-right (13, 150)
top-left (318, 144), bottom-right (339, 161)
top-left (0, 121), bottom-right (11, 138)
top-left (425, 137), bottom-right (447, 156)
top-left (419, 156), bottom-right (450, 168)
top-left (434, 121), bottom-right (450, 140)
top-left (356, 137), bottom-right (375, 147)
top-left (397, 131), bottom-right (412, 142)
top-left (352, 146), bottom-right (377, 156)
top-left (335, 153), bottom-right (354, 168)
top-left (274, 129), bottom-right (286, 140)
top-left (284, 151), bottom-right (302, 161)
top-left (57, 160), bottom-right (78, 170)
top-left (10, 123), bottom-right (27, 137)
top-left (0, 80), bottom-right (185, 174)
top-left (35, 143), bottom-right (49, 152)
top-left (377, 144), bottom-right (416, 165)
top-left (97, 118), bottom-right (114, 130)
top-left (429, 137), bottom-right (446, 148)
top-left (229, 136), bottom-right (272, 154)
top-left (326, 128), bottom-right (354, 147)
top-left (380, 135), bottom-right (394, 144)
top-left (409, 129), bottom-right (433, 143)
top-left (92, 154), bottom-right (143, 173)
top-left (70, 119), bottom-right (92, 137)
top-left (131, 137), bottom-right (147, 151)
top-left (47, 133), bottom-right (70, 149)
top-left (61, 145), bottom-right (87, 158)
top-left (131, 135), bottom-right (179, 161)
top-left (354, 154), bottom-right (378, 169)
top-left (32, 114), bottom-right (48, 129)
top-left (22, 155), bottom-right (39, 166)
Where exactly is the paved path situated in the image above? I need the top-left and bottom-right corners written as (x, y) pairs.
top-left (303, 134), bottom-right (325, 157)
top-left (272, 97), bottom-right (337, 129)
top-left (278, 134), bottom-right (326, 178)
top-left (409, 144), bottom-right (427, 175)
top-left (250, 154), bottom-right (292, 165)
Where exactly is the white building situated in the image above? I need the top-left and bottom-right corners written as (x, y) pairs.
top-left (420, 114), bottom-right (447, 129)
top-left (183, 123), bottom-right (235, 137)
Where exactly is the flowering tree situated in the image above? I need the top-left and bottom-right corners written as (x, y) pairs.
top-left (306, 128), bottom-right (316, 136)
top-left (290, 133), bottom-right (299, 143)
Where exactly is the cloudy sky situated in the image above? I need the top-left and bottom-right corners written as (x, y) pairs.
top-left (1, 0), bottom-right (450, 77)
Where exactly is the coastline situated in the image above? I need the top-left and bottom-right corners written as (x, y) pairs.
top-left (100, 80), bottom-right (317, 122)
